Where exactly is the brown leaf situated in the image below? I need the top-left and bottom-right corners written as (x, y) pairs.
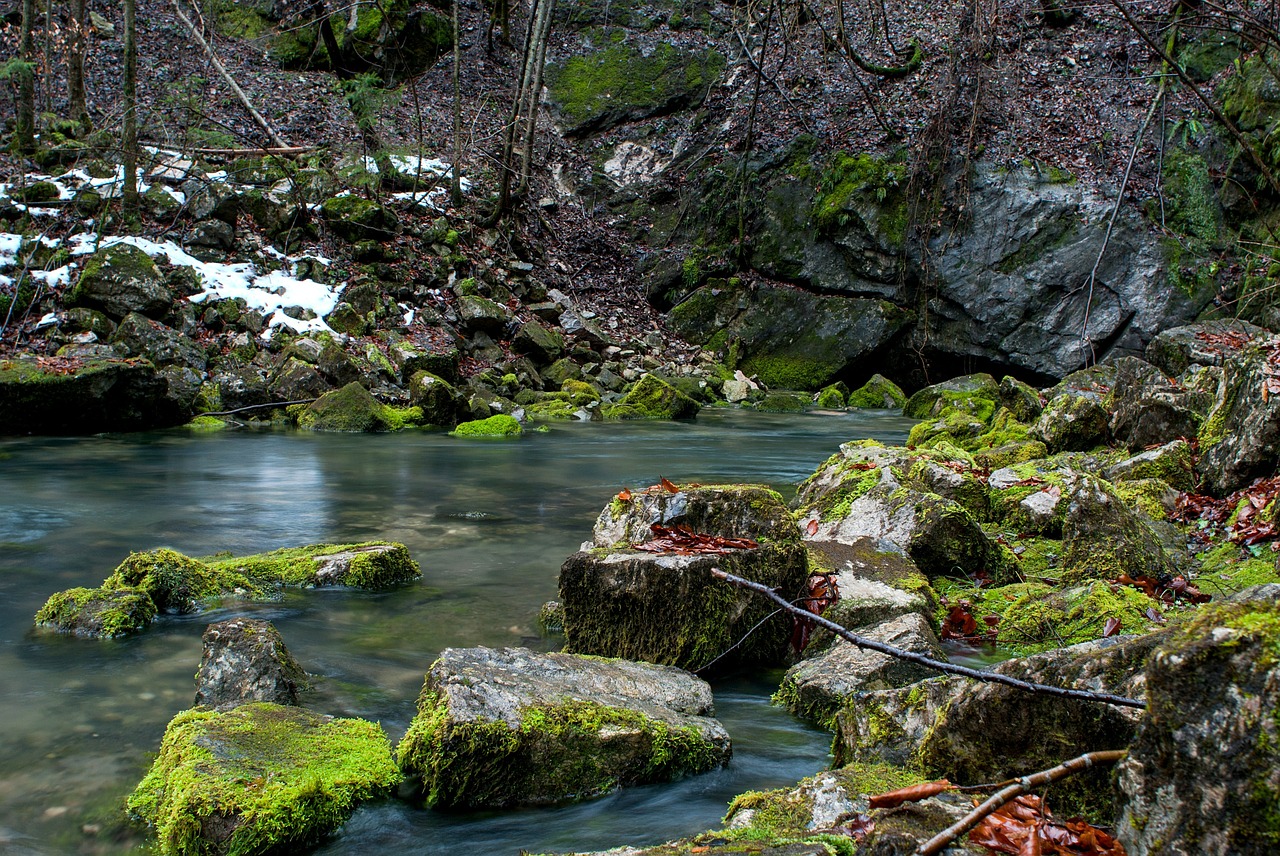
top-left (868, 779), bottom-right (952, 809)
top-left (618, 488), bottom-right (632, 502)
top-left (1102, 617), bottom-right (1122, 637)
top-left (806, 518), bottom-right (820, 536)
top-left (660, 476), bottom-right (680, 493)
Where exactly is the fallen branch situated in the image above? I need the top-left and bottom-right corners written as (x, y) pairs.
top-left (915, 749), bottom-right (1128, 856)
top-left (200, 398), bottom-right (318, 417)
top-left (168, 0), bottom-right (289, 149)
top-left (710, 569), bottom-right (1146, 709)
top-left (154, 145), bottom-right (319, 157)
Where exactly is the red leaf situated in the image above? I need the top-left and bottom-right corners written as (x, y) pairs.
top-left (1102, 617), bottom-right (1122, 637)
top-left (618, 488), bottom-right (633, 502)
top-left (806, 518), bottom-right (820, 536)
top-left (660, 476), bottom-right (680, 493)
top-left (868, 779), bottom-right (952, 809)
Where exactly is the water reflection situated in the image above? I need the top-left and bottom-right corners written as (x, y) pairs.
top-left (0, 409), bottom-right (914, 855)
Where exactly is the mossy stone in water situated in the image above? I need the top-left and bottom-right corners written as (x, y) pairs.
top-left (451, 413), bottom-right (523, 437)
top-left (127, 703), bottom-right (400, 856)
top-left (296, 381), bottom-right (422, 432)
top-left (104, 548), bottom-right (262, 613)
top-left (601, 373), bottom-right (700, 420)
top-left (846, 374), bottom-right (906, 410)
top-left (34, 585), bottom-right (157, 637)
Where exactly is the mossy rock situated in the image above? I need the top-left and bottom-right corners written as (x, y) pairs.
top-left (127, 703), bottom-right (400, 856)
top-left (33, 585), bottom-right (157, 637)
top-left (0, 356), bottom-right (182, 434)
top-left (205, 542), bottom-right (420, 589)
top-left (902, 374), bottom-right (999, 421)
top-left (544, 41), bottom-right (726, 135)
top-left (602, 373), bottom-right (700, 420)
top-left (397, 647), bottom-right (730, 809)
top-left (814, 384), bottom-right (846, 409)
top-left (296, 382), bottom-right (423, 432)
top-left (1030, 392), bottom-right (1110, 453)
top-left (68, 243), bottom-right (173, 320)
top-left (105, 548), bottom-right (263, 613)
top-left (319, 195), bottom-right (399, 242)
top-left (846, 374), bottom-right (906, 410)
top-left (450, 413), bottom-right (522, 437)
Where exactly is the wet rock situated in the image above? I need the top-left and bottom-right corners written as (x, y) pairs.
top-left (601, 373), bottom-right (700, 420)
top-left (194, 618), bottom-right (307, 711)
top-left (846, 373), bottom-right (907, 409)
top-left (777, 612), bottom-right (945, 727)
top-left (128, 703), bottom-right (400, 856)
top-left (836, 634), bottom-right (1157, 819)
top-left (456, 294), bottom-right (512, 336)
top-left (560, 484), bottom-right (807, 670)
top-left (1117, 602), bottom-right (1280, 855)
top-left (397, 646), bottom-right (730, 809)
top-left (408, 370), bottom-right (468, 427)
top-left (111, 312), bottom-right (208, 371)
top-left (513, 318), bottom-right (565, 363)
top-left (451, 413), bottom-right (522, 436)
top-left (68, 244), bottom-right (173, 320)
top-left (0, 355), bottom-right (179, 434)
top-left (1144, 319), bottom-right (1269, 376)
top-left (296, 381), bottom-right (419, 432)
top-left (33, 585), bottom-right (156, 637)
top-left (903, 373), bottom-right (1000, 420)
top-left (802, 538), bottom-right (937, 647)
top-left (206, 361), bottom-right (272, 412)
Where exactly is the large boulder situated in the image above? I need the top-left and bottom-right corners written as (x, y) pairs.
top-left (1144, 319), bottom-right (1269, 376)
top-left (1030, 390), bottom-right (1110, 452)
top-left (295, 381), bottom-right (421, 432)
top-left (68, 243), bottom-right (174, 319)
top-left (33, 585), bottom-right (156, 637)
top-left (1117, 600), bottom-right (1280, 855)
top-left (560, 484), bottom-right (807, 670)
top-left (776, 612), bottom-right (946, 728)
top-left (407, 370), bottom-right (468, 427)
top-left (397, 647), bottom-right (731, 809)
top-left (835, 634), bottom-right (1157, 819)
top-left (194, 618), bottom-right (308, 711)
top-left (111, 312), bottom-right (208, 371)
top-left (601, 373), bottom-right (701, 420)
top-left (0, 356), bottom-right (181, 434)
top-left (1060, 471), bottom-right (1184, 583)
top-left (1197, 342), bottom-right (1280, 495)
top-left (1107, 356), bottom-right (1208, 451)
top-left (127, 703), bottom-right (400, 856)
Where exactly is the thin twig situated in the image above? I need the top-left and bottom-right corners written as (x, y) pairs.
top-left (200, 398), bottom-right (318, 417)
top-left (915, 749), bottom-right (1128, 856)
top-left (711, 569), bottom-right (1146, 709)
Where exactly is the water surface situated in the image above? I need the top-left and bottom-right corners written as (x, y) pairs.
top-left (0, 409), bottom-right (914, 855)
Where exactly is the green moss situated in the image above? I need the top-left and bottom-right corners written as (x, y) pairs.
top-left (544, 42), bottom-right (726, 132)
top-left (1194, 542), bottom-right (1280, 596)
top-left (34, 585), bottom-right (157, 637)
top-left (206, 542), bottom-right (420, 590)
top-left (399, 692), bottom-right (724, 809)
top-left (128, 704), bottom-right (400, 856)
top-left (602, 374), bottom-right (700, 420)
top-left (296, 382), bottom-right (419, 432)
top-left (450, 414), bottom-right (523, 437)
top-left (738, 353), bottom-right (832, 392)
top-left (814, 384), bottom-right (847, 409)
top-left (184, 415), bottom-right (229, 431)
top-left (846, 375), bottom-right (906, 410)
top-left (104, 548), bottom-right (263, 613)
top-left (1162, 149), bottom-right (1222, 247)
top-left (812, 152), bottom-right (908, 244)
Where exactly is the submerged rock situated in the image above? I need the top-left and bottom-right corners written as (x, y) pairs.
top-left (397, 646), bottom-right (730, 809)
top-left (194, 618), bottom-right (308, 711)
top-left (559, 484), bottom-right (807, 670)
top-left (1117, 601), bottom-right (1280, 855)
top-left (127, 703), bottom-right (400, 856)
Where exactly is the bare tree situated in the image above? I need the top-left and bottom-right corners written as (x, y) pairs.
top-left (123, 0), bottom-right (139, 213)
top-left (67, 0), bottom-right (88, 125)
top-left (15, 0), bottom-right (37, 155)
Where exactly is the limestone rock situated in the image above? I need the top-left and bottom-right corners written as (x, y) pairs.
top-left (1106, 440), bottom-right (1196, 492)
top-left (513, 318), bottom-right (565, 363)
top-left (836, 634), bottom-right (1156, 819)
top-left (111, 312), bottom-right (208, 371)
top-left (1197, 343), bottom-right (1280, 494)
top-left (1144, 319), bottom-right (1269, 376)
top-left (1061, 471), bottom-right (1184, 584)
top-left (1108, 356), bottom-right (1207, 451)
top-left (1030, 391), bottom-right (1109, 452)
top-left (68, 244), bottom-right (173, 320)
top-left (903, 373), bottom-right (1000, 420)
top-left (127, 704), bottom-right (400, 856)
top-left (194, 618), bottom-right (307, 711)
top-left (397, 647), bottom-right (730, 809)
top-left (847, 373), bottom-right (907, 410)
top-left (319, 195), bottom-right (399, 241)
top-left (601, 373), bottom-right (700, 420)
top-left (777, 612), bottom-right (946, 727)
top-left (0, 355), bottom-right (179, 434)
top-left (408, 370), bottom-right (468, 427)
top-left (296, 381), bottom-right (414, 432)
top-left (561, 484), bottom-right (807, 670)
top-left (456, 294), bottom-right (512, 336)
top-left (1117, 602), bottom-right (1280, 855)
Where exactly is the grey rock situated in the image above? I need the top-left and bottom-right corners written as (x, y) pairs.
top-left (1145, 319), bottom-right (1269, 376)
top-left (69, 244), bottom-right (173, 320)
top-left (1197, 342), bottom-right (1280, 494)
top-left (187, 219), bottom-right (235, 251)
top-left (398, 646), bottom-right (730, 809)
top-left (111, 312), bottom-right (207, 371)
top-left (180, 178), bottom-right (239, 223)
top-left (194, 618), bottom-right (307, 711)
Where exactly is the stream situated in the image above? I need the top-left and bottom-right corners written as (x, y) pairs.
top-left (0, 408), bottom-right (916, 855)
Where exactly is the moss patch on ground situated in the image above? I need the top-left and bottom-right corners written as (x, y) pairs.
top-left (127, 703), bottom-right (400, 856)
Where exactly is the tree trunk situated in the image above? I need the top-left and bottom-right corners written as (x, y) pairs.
top-left (451, 0), bottom-right (462, 206)
top-left (518, 0), bottom-right (554, 194)
top-left (494, 0), bottom-right (543, 220)
top-left (67, 0), bottom-right (88, 125)
top-left (16, 0), bottom-right (37, 155)
top-left (123, 0), bottom-right (139, 212)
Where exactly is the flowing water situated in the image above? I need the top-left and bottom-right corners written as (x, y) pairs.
top-left (0, 408), bottom-right (916, 855)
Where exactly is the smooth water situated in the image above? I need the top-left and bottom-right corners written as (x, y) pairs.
top-left (0, 409), bottom-right (915, 855)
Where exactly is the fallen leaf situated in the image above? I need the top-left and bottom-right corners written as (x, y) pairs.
top-left (868, 779), bottom-right (952, 809)
top-left (1102, 617), bottom-right (1122, 637)
top-left (660, 476), bottom-right (680, 493)
top-left (618, 488), bottom-right (633, 502)
top-left (806, 518), bottom-right (819, 536)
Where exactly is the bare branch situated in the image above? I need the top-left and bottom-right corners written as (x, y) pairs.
top-left (710, 568), bottom-right (1147, 709)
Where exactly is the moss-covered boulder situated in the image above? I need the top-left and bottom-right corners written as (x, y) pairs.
top-left (204, 542), bottom-right (420, 589)
top-left (835, 634), bottom-right (1157, 820)
top-left (33, 585), bottom-right (157, 637)
top-left (560, 484), bottom-right (807, 670)
top-left (1106, 356), bottom-right (1206, 451)
top-left (1030, 390), bottom-right (1110, 452)
top-left (319, 195), bottom-right (399, 242)
top-left (397, 646), bottom-right (730, 809)
top-left (1060, 471), bottom-right (1184, 584)
top-left (295, 381), bottom-right (422, 432)
top-left (0, 356), bottom-right (181, 434)
top-left (1106, 439), bottom-right (1196, 493)
top-left (1144, 320), bottom-right (1268, 377)
top-left (68, 243), bottom-right (173, 319)
top-left (450, 413), bottom-right (522, 437)
top-left (802, 537), bottom-right (938, 646)
top-left (544, 41), bottom-right (726, 136)
top-left (776, 612), bottom-right (945, 729)
top-left (997, 375), bottom-right (1044, 422)
top-left (1117, 601), bottom-right (1280, 854)
top-left (407, 370), bottom-right (468, 428)
top-left (455, 294), bottom-right (512, 336)
top-left (601, 372), bottom-right (701, 420)
top-left (127, 704), bottom-right (400, 856)
top-left (846, 373), bottom-right (907, 410)
top-left (111, 312), bottom-right (208, 371)
top-left (1197, 343), bottom-right (1280, 495)
top-left (513, 318), bottom-right (565, 364)
top-left (903, 373), bottom-right (1000, 421)
top-left (104, 548), bottom-right (263, 613)
top-left (794, 442), bottom-right (1015, 582)
top-left (194, 618), bottom-right (308, 711)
